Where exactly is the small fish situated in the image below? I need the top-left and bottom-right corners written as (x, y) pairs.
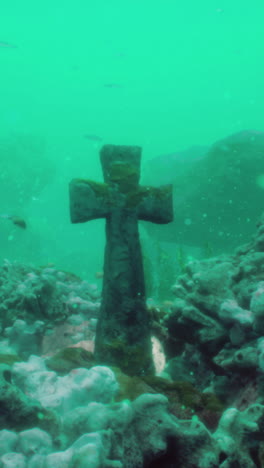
top-left (0, 41), bottom-right (17, 49)
top-left (115, 51), bottom-right (126, 59)
top-left (104, 83), bottom-right (122, 89)
top-left (11, 216), bottom-right (27, 229)
top-left (0, 214), bottom-right (27, 229)
top-left (84, 134), bottom-right (103, 142)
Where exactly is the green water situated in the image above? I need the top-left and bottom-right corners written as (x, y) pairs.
top-left (1, 1), bottom-right (263, 153)
top-left (0, 0), bottom-right (263, 282)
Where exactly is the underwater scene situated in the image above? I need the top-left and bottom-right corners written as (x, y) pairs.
top-left (1, 1), bottom-right (264, 466)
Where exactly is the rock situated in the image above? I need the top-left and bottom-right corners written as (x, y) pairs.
top-left (5, 320), bottom-right (45, 359)
top-left (0, 261), bottom-right (100, 334)
top-left (251, 282), bottom-right (264, 333)
top-left (0, 452), bottom-right (26, 468)
top-left (46, 347), bottom-right (95, 374)
top-left (0, 361), bottom-right (59, 435)
top-left (144, 130), bottom-right (264, 252)
top-left (18, 428), bottom-right (52, 456)
top-left (161, 214), bottom-right (264, 418)
top-left (12, 357), bottom-right (119, 414)
top-left (0, 430), bottom-right (18, 456)
top-left (213, 404), bottom-right (264, 466)
top-left (63, 400), bottom-right (133, 446)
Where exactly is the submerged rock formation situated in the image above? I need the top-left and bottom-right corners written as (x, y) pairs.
top-left (163, 213), bottom-right (264, 410)
top-left (144, 129), bottom-right (264, 252)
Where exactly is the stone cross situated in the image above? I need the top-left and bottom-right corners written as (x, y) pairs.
top-left (69, 145), bottom-right (173, 375)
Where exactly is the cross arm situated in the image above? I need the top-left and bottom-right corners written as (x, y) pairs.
top-left (137, 184), bottom-right (174, 224)
top-left (69, 178), bottom-right (110, 223)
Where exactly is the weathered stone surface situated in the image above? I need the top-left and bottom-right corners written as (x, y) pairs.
top-left (69, 145), bottom-right (173, 375)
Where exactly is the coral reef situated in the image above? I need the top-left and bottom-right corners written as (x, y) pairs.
top-left (163, 214), bottom-right (264, 411)
top-left (3, 215), bottom-right (264, 465)
top-left (0, 261), bottom-right (100, 358)
top-left (1, 355), bottom-right (264, 467)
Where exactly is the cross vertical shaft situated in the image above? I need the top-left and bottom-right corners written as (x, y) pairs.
top-left (69, 144), bottom-right (173, 375)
